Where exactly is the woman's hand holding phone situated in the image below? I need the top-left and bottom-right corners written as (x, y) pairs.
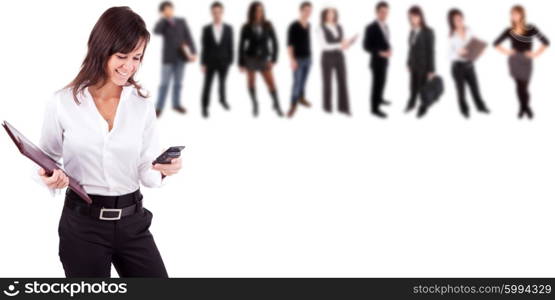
top-left (152, 158), bottom-right (182, 177)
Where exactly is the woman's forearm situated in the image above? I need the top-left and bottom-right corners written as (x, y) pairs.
top-left (495, 45), bottom-right (512, 55)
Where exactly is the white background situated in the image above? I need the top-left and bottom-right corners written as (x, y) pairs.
top-left (0, 0), bottom-right (554, 277)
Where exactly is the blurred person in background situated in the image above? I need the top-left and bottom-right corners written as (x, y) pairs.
top-left (238, 1), bottom-right (282, 117)
top-left (363, 1), bottom-right (392, 119)
top-left (447, 8), bottom-right (490, 118)
top-left (200, 2), bottom-right (234, 118)
top-left (154, 1), bottom-right (197, 117)
top-left (494, 5), bottom-right (549, 119)
top-left (318, 7), bottom-right (356, 116)
top-left (405, 5), bottom-right (436, 118)
top-left (286, 1), bottom-right (313, 118)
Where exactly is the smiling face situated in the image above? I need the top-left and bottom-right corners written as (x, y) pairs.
top-left (105, 39), bottom-right (145, 86)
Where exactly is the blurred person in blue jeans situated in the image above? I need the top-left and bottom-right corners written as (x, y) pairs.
top-left (286, 2), bottom-right (313, 118)
top-left (154, 1), bottom-right (197, 117)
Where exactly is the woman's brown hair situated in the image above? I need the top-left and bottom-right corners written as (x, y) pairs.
top-left (408, 5), bottom-right (427, 29)
top-left (511, 5), bottom-right (526, 34)
top-left (67, 6), bottom-right (150, 103)
top-left (320, 7), bottom-right (339, 26)
top-left (247, 1), bottom-right (269, 27)
top-left (447, 8), bottom-right (463, 36)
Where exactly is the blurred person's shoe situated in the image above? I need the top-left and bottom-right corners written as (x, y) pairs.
top-left (405, 103), bottom-right (416, 113)
top-left (477, 105), bottom-right (490, 114)
top-left (417, 105), bottom-right (428, 118)
top-left (220, 100), bottom-right (230, 110)
top-left (461, 108), bottom-right (470, 119)
top-left (274, 105), bottom-right (283, 117)
top-left (518, 109), bottom-right (525, 119)
top-left (340, 110), bottom-right (352, 117)
top-left (270, 91), bottom-right (283, 117)
top-left (287, 104), bottom-right (297, 118)
top-left (299, 98), bottom-right (311, 107)
top-left (156, 109), bottom-right (162, 118)
top-left (173, 106), bottom-right (187, 114)
top-left (526, 108), bottom-right (534, 119)
top-left (252, 104), bottom-right (259, 117)
top-left (371, 109), bottom-right (387, 119)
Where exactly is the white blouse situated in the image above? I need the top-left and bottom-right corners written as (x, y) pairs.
top-left (449, 28), bottom-right (473, 62)
top-left (39, 85), bottom-right (163, 196)
top-left (318, 23), bottom-right (343, 51)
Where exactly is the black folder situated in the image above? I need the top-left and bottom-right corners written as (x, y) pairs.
top-left (2, 120), bottom-right (92, 204)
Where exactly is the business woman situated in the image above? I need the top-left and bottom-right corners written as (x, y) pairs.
top-left (37, 7), bottom-right (181, 277)
top-left (318, 7), bottom-right (355, 115)
top-left (494, 5), bottom-right (549, 119)
top-left (447, 9), bottom-right (489, 118)
top-left (406, 6), bottom-right (436, 118)
top-left (239, 1), bottom-right (282, 117)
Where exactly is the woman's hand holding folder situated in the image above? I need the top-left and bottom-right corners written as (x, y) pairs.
top-left (38, 168), bottom-right (69, 189)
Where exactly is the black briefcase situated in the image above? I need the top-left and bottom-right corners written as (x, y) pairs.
top-left (420, 76), bottom-right (444, 107)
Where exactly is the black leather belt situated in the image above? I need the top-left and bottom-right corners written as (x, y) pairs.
top-left (64, 188), bottom-right (143, 221)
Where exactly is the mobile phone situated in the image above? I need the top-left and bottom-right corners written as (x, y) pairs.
top-left (152, 146), bottom-right (185, 165)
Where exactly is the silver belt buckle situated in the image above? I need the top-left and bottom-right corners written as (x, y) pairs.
top-left (99, 207), bottom-right (122, 220)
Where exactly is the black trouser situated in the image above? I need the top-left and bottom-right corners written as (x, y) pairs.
top-left (451, 62), bottom-right (487, 115)
top-left (407, 69), bottom-right (427, 109)
top-left (201, 65), bottom-right (229, 113)
top-left (515, 79), bottom-right (531, 113)
top-left (370, 59), bottom-right (388, 112)
top-left (322, 51), bottom-right (350, 114)
top-left (58, 189), bottom-right (168, 278)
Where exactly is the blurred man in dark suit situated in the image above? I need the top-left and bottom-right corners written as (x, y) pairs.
top-left (363, 1), bottom-right (391, 118)
top-left (200, 2), bottom-right (234, 118)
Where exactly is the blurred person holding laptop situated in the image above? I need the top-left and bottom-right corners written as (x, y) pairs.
top-left (405, 5), bottom-right (436, 118)
top-left (447, 8), bottom-right (490, 118)
top-left (37, 6), bottom-right (182, 278)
